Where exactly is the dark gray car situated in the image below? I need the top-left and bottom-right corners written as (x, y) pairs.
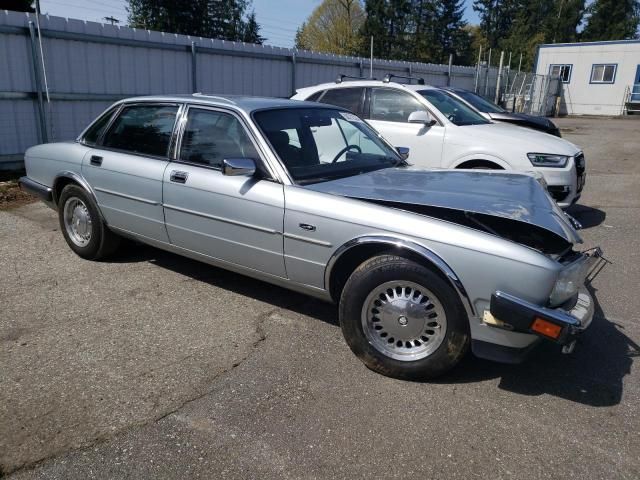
top-left (441, 87), bottom-right (562, 137)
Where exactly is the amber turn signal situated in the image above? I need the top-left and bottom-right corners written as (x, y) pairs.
top-left (531, 317), bottom-right (563, 339)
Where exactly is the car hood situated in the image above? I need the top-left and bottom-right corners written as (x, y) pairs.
top-left (488, 112), bottom-right (556, 129)
top-left (305, 168), bottom-right (582, 247)
top-left (452, 122), bottom-right (578, 155)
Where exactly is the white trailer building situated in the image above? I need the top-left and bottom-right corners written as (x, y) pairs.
top-left (534, 39), bottom-right (640, 116)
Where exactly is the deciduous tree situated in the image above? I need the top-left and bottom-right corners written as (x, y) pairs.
top-left (295, 0), bottom-right (365, 55)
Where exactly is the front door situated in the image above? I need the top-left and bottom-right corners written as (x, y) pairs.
top-left (162, 106), bottom-right (286, 277)
top-left (82, 103), bottom-right (179, 243)
top-left (366, 87), bottom-right (445, 167)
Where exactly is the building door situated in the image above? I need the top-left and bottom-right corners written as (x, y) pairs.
top-left (632, 66), bottom-right (640, 103)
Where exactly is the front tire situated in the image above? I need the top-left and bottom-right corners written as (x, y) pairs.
top-left (339, 255), bottom-right (470, 380)
top-left (58, 184), bottom-right (120, 260)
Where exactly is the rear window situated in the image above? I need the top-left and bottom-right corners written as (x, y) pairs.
top-left (305, 91), bottom-right (324, 102)
top-left (317, 87), bottom-right (364, 115)
top-left (102, 104), bottom-right (179, 157)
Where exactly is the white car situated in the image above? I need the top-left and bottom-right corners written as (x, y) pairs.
top-left (292, 77), bottom-right (586, 207)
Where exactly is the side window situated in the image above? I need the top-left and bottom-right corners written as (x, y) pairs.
top-left (590, 64), bottom-right (617, 84)
top-left (318, 88), bottom-right (364, 115)
top-left (180, 108), bottom-right (259, 168)
top-left (305, 91), bottom-right (324, 102)
top-left (82, 106), bottom-right (118, 146)
top-left (370, 88), bottom-right (425, 123)
top-left (102, 105), bottom-right (178, 157)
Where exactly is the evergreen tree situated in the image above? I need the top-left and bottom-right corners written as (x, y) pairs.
top-left (472, 0), bottom-right (521, 49)
top-left (0, 0), bottom-right (34, 11)
top-left (359, 0), bottom-right (414, 60)
top-left (127, 0), bottom-right (264, 43)
top-left (432, 0), bottom-right (471, 63)
top-left (581, 0), bottom-right (640, 41)
top-left (242, 11), bottom-right (265, 44)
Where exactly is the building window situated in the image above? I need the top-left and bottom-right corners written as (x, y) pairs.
top-left (549, 64), bottom-right (572, 83)
top-left (590, 64), bottom-right (617, 84)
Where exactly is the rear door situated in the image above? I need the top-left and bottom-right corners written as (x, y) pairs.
top-left (162, 106), bottom-right (286, 277)
top-left (365, 87), bottom-right (444, 167)
top-left (81, 103), bottom-right (179, 242)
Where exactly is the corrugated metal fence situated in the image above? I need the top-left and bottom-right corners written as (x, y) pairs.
top-left (0, 10), bottom-right (497, 168)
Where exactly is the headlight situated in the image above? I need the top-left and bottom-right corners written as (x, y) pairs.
top-left (527, 153), bottom-right (569, 168)
top-left (549, 258), bottom-right (591, 306)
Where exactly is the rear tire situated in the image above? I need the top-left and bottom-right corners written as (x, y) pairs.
top-left (58, 184), bottom-right (120, 260)
top-left (339, 255), bottom-right (470, 380)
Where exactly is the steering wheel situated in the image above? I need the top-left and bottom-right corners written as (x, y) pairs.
top-left (447, 108), bottom-right (459, 122)
top-left (331, 144), bottom-right (361, 163)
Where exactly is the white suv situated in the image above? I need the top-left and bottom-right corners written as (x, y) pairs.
top-left (292, 77), bottom-right (586, 207)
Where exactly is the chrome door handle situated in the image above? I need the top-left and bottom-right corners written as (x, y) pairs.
top-left (89, 155), bottom-right (103, 166)
top-left (170, 171), bottom-right (188, 184)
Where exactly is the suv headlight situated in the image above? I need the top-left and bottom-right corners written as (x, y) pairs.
top-left (527, 153), bottom-right (569, 168)
top-left (549, 258), bottom-right (591, 306)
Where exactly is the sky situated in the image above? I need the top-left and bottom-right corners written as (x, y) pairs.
top-left (35, 0), bottom-right (481, 48)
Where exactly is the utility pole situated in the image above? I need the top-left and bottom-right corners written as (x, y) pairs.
top-left (104, 16), bottom-right (120, 26)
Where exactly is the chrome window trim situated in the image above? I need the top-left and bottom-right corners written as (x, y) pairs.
top-left (325, 235), bottom-right (475, 316)
top-left (174, 104), bottom-right (281, 182)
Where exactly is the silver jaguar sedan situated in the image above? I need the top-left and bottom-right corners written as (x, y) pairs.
top-left (19, 94), bottom-right (602, 379)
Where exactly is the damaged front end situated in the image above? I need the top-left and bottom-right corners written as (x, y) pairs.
top-left (485, 247), bottom-right (604, 357)
top-left (305, 168), bottom-right (582, 255)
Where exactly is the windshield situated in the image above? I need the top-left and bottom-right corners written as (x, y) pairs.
top-left (453, 90), bottom-right (505, 113)
top-left (418, 90), bottom-right (489, 126)
top-left (254, 107), bottom-right (401, 184)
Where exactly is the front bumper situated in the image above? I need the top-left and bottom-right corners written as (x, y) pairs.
top-left (542, 152), bottom-right (586, 208)
top-left (481, 248), bottom-right (602, 361)
top-left (490, 286), bottom-right (594, 347)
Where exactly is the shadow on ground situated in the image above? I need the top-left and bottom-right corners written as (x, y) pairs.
top-left (567, 204), bottom-right (607, 229)
top-left (108, 243), bottom-right (638, 408)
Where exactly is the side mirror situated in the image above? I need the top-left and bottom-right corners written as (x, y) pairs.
top-left (222, 158), bottom-right (256, 176)
top-left (408, 110), bottom-right (435, 126)
top-left (395, 147), bottom-right (410, 160)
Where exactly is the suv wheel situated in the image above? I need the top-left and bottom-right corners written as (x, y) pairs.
top-left (339, 255), bottom-right (469, 380)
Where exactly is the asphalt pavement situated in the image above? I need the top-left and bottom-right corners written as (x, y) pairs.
top-left (1, 117), bottom-right (639, 479)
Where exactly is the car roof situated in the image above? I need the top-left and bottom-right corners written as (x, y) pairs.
top-left (119, 94), bottom-right (328, 113)
top-left (296, 80), bottom-right (439, 94)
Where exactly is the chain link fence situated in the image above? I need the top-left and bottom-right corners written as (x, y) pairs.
top-left (474, 62), bottom-right (562, 117)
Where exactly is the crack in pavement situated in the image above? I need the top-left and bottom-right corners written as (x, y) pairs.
top-left (3, 301), bottom-right (306, 477)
